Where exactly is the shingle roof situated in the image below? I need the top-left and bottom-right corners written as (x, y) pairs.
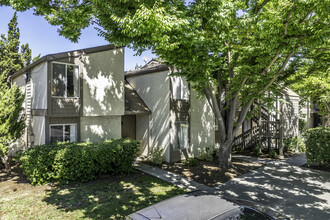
top-left (124, 80), bottom-right (151, 115)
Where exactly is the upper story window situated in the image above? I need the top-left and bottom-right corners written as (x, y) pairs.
top-left (52, 62), bottom-right (79, 98)
top-left (171, 76), bottom-right (189, 100)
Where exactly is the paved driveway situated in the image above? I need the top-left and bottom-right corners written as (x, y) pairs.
top-left (215, 162), bottom-right (330, 219)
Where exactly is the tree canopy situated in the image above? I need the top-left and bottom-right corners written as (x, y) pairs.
top-left (1, 0), bottom-right (328, 167)
top-left (287, 39), bottom-right (330, 126)
top-left (0, 11), bottom-right (33, 79)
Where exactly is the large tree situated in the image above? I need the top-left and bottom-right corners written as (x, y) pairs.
top-left (0, 11), bottom-right (32, 79)
top-left (286, 40), bottom-right (330, 127)
top-left (0, 12), bottom-right (33, 174)
top-left (1, 0), bottom-right (328, 168)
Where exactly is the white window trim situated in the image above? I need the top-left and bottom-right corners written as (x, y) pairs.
top-left (49, 123), bottom-right (77, 143)
top-left (172, 121), bottom-right (189, 150)
top-left (51, 61), bottom-right (80, 98)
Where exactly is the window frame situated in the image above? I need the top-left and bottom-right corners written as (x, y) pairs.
top-left (172, 121), bottom-right (189, 150)
top-left (49, 123), bottom-right (77, 143)
top-left (51, 62), bottom-right (80, 98)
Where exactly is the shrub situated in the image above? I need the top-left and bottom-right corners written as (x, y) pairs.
top-left (269, 150), bottom-right (278, 159)
top-left (184, 158), bottom-right (199, 167)
top-left (284, 135), bottom-right (306, 153)
top-left (303, 127), bottom-right (330, 167)
top-left (149, 146), bottom-right (164, 165)
top-left (198, 146), bottom-right (214, 162)
top-left (234, 145), bottom-right (244, 153)
top-left (253, 144), bottom-right (262, 157)
top-left (299, 118), bottom-right (307, 133)
top-left (18, 139), bottom-right (139, 185)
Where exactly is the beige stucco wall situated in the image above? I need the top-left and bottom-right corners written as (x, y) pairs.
top-left (32, 116), bottom-right (46, 145)
top-left (127, 70), bottom-right (171, 162)
top-left (282, 94), bottom-right (300, 137)
top-left (31, 62), bottom-right (48, 109)
top-left (190, 88), bottom-right (215, 156)
top-left (136, 114), bottom-right (150, 156)
top-left (80, 116), bottom-right (121, 143)
top-left (12, 74), bottom-right (26, 88)
top-left (81, 48), bottom-right (124, 116)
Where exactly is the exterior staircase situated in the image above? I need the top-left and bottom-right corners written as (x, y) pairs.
top-left (233, 105), bottom-right (281, 150)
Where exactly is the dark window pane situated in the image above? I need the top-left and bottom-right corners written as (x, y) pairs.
top-left (64, 125), bottom-right (71, 142)
top-left (52, 63), bottom-right (66, 97)
top-left (67, 65), bottom-right (74, 97)
top-left (50, 126), bottom-right (63, 143)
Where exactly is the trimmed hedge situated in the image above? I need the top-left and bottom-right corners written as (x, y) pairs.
top-left (18, 139), bottom-right (139, 185)
top-left (303, 127), bottom-right (330, 167)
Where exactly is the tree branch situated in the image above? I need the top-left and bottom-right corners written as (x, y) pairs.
top-left (255, 0), bottom-right (271, 15)
top-left (284, 0), bottom-right (297, 36)
top-left (299, 10), bottom-right (313, 24)
top-left (260, 53), bottom-right (281, 75)
top-left (204, 87), bottom-right (227, 142)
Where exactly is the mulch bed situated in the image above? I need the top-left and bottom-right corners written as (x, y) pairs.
top-left (160, 158), bottom-right (263, 187)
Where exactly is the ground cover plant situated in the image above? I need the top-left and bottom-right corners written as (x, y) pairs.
top-left (0, 165), bottom-right (186, 219)
top-left (18, 139), bottom-right (139, 185)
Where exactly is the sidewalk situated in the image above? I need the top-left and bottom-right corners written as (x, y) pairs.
top-left (135, 154), bottom-right (329, 219)
top-left (134, 162), bottom-right (214, 192)
top-left (135, 153), bottom-right (307, 192)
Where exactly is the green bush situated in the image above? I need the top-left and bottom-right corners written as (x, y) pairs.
top-left (18, 139), bottom-right (139, 185)
top-left (198, 146), bottom-right (214, 161)
top-left (299, 118), bottom-right (307, 133)
top-left (284, 135), bottom-right (306, 153)
top-left (253, 144), bottom-right (262, 157)
top-left (303, 127), bottom-right (330, 167)
top-left (184, 158), bottom-right (199, 167)
top-left (269, 150), bottom-right (278, 159)
top-left (149, 146), bottom-right (164, 165)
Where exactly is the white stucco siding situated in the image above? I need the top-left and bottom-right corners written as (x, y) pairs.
top-left (282, 91), bottom-right (300, 137)
top-left (127, 71), bottom-right (171, 162)
top-left (82, 48), bottom-right (124, 116)
top-left (31, 62), bottom-right (48, 109)
top-left (32, 116), bottom-right (46, 145)
top-left (190, 88), bottom-right (215, 157)
top-left (12, 74), bottom-right (26, 89)
top-left (136, 115), bottom-right (150, 156)
top-left (80, 116), bottom-right (121, 143)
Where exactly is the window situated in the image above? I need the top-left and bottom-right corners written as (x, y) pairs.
top-left (171, 76), bottom-right (189, 100)
top-left (52, 63), bottom-right (79, 97)
top-left (173, 122), bottom-right (189, 149)
top-left (50, 124), bottom-right (77, 143)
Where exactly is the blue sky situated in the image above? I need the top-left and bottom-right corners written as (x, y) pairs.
top-left (0, 6), bottom-right (155, 71)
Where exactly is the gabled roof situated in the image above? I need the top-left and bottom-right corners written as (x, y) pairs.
top-left (10, 44), bottom-right (121, 80)
top-left (125, 59), bottom-right (169, 78)
top-left (124, 80), bottom-right (151, 115)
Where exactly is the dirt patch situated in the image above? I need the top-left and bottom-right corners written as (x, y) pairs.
top-left (160, 158), bottom-right (263, 187)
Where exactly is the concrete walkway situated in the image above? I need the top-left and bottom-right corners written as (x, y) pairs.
top-left (136, 154), bottom-right (330, 219)
top-left (216, 154), bottom-right (330, 219)
top-left (134, 162), bottom-right (214, 192)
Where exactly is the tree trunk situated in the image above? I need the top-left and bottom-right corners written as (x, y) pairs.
top-left (218, 142), bottom-right (232, 168)
top-left (1, 154), bottom-right (12, 175)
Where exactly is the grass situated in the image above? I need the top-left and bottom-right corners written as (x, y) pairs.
top-left (0, 169), bottom-right (186, 219)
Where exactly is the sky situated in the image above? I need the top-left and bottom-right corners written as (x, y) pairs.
top-left (0, 6), bottom-right (155, 71)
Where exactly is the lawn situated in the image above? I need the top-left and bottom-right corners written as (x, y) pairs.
top-left (0, 166), bottom-right (186, 219)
